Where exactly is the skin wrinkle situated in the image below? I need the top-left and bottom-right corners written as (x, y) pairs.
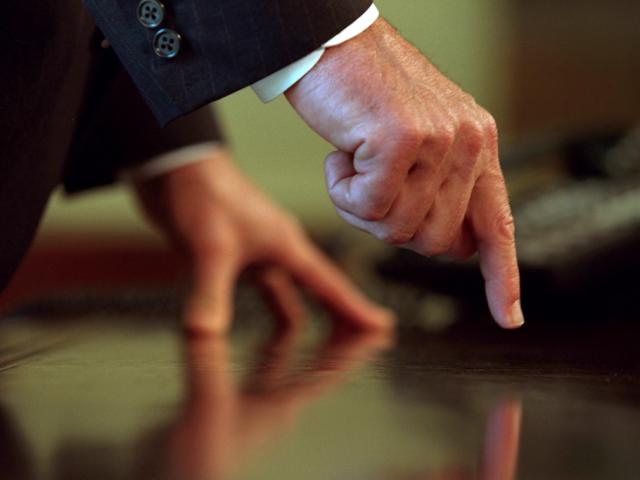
top-left (286, 18), bottom-right (522, 328)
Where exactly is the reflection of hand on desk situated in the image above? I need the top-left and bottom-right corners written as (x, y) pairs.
top-left (387, 398), bottom-right (522, 480)
top-left (165, 327), bottom-right (391, 480)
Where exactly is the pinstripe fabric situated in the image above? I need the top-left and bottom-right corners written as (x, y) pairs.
top-left (0, 0), bottom-right (229, 294)
top-left (63, 50), bottom-right (225, 193)
top-left (83, 0), bottom-right (373, 126)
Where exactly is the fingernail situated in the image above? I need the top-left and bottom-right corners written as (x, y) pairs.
top-left (508, 300), bottom-right (525, 328)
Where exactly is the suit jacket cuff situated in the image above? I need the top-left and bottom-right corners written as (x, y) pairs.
top-left (251, 4), bottom-right (379, 103)
top-left (84, 0), bottom-right (375, 126)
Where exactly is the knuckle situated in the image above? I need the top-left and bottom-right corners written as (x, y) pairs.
top-left (427, 125), bottom-right (456, 156)
top-left (451, 156), bottom-right (477, 182)
top-left (449, 123), bottom-right (483, 182)
top-left (360, 207), bottom-right (387, 222)
top-left (493, 207), bottom-right (516, 241)
top-left (451, 249), bottom-right (475, 262)
top-left (459, 121), bottom-right (485, 158)
top-left (462, 92), bottom-right (479, 107)
top-left (385, 122), bottom-right (425, 162)
top-left (418, 234), bottom-right (453, 257)
top-left (377, 226), bottom-right (415, 246)
top-left (281, 216), bottom-right (306, 241)
top-left (360, 190), bottom-right (394, 221)
top-left (480, 110), bottom-right (499, 143)
top-left (430, 240), bottom-right (453, 256)
top-left (392, 122), bottom-right (424, 150)
top-left (197, 234), bottom-right (236, 261)
top-left (419, 244), bottom-right (447, 257)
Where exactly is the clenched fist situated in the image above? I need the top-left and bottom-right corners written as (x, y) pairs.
top-left (286, 18), bottom-right (523, 329)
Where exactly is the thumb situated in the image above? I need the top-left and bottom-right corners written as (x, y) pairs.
top-left (184, 254), bottom-right (239, 336)
top-left (324, 150), bottom-right (356, 212)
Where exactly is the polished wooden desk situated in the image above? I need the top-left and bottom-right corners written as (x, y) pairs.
top-left (0, 234), bottom-right (638, 480)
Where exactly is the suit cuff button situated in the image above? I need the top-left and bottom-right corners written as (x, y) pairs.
top-left (153, 28), bottom-right (182, 59)
top-left (137, 0), bottom-right (165, 28)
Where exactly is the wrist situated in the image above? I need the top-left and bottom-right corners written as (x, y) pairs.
top-left (255, 4), bottom-right (380, 103)
top-left (285, 17), bottom-right (387, 98)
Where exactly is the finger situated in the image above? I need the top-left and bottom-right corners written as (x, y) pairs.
top-left (244, 307), bottom-right (303, 392)
top-left (407, 123), bottom-right (482, 256)
top-left (480, 399), bottom-right (522, 480)
top-left (330, 162), bottom-right (440, 245)
top-left (286, 327), bottom-right (394, 399)
top-left (280, 240), bottom-right (396, 331)
top-left (184, 254), bottom-right (240, 336)
top-left (468, 172), bottom-right (523, 329)
top-left (325, 150), bottom-right (408, 221)
top-left (176, 337), bottom-right (235, 479)
top-left (323, 325), bottom-right (395, 361)
top-left (447, 220), bottom-right (477, 261)
top-left (255, 266), bottom-right (307, 330)
top-left (183, 336), bottom-right (234, 400)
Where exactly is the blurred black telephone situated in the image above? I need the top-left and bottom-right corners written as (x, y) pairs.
top-left (378, 125), bottom-right (640, 320)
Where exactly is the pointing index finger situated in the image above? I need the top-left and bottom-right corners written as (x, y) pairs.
top-left (469, 172), bottom-right (524, 329)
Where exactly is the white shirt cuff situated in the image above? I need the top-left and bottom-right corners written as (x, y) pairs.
top-left (122, 142), bottom-right (223, 181)
top-left (251, 3), bottom-right (379, 103)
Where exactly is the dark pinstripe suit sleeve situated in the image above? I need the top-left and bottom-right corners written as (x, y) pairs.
top-left (63, 61), bottom-right (225, 193)
top-left (82, 0), bottom-right (373, 127)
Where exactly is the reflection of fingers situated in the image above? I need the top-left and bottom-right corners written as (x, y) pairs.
top-left (184, 255), bottom-right (240, 336)
top-left (293, 328), bottom-right (393, 398)
top-left (468, 172), bottom-right (523, 329)
top-left (259, 328), bottom-right (393, 409)
top-left (480, 399), bottom-right (522, 480)
top-left (183, 336), bottom-right (233, 399)
top-left (256, 266), bottom-right (307, 329)
top-left (324, 325), bottom-right (394, 362)
top-left (246, 271), bottom-right (305, 392)
top-left (174, 337), bottom-right (235, 480)
top-left (281, 240), bottom-right (396, 331)
top-left (244, 315), bottom-right (303, 392)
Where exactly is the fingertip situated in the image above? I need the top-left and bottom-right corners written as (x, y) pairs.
top-left (478, 248), bottom-right (523, 330)
top-left (183, 322), bottom-right (227, 339)
top-left (332, 322), bottom-right (397, 351)
top-left (345, 305), bottom-right (398, 333)
top-left (182, 297), bottom-right (232, 337)
top-left (507, 299), bottom-right (525, 328)
top-left (490, 298), bottom-right (525, 330)
top-left (376, 307), bottom-right (398, 330)
top-left (183, 319), bottom-right (230, 338)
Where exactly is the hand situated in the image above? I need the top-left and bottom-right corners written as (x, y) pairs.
top-left (286, 19), bottom-right (523, 329)
top-left (385, 398), bottom-right (522, 480)
top-left (133, 147), bottom-right (394, 335)
top-left (165, 327), bottom-right (391, 480)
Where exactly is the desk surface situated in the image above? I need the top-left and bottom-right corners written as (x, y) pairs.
top-left (0, 288), bottom-right (638, 480)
